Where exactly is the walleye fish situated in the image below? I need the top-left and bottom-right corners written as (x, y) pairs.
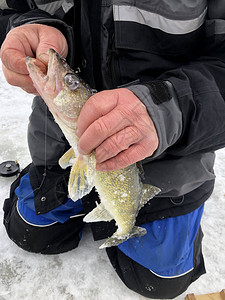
top-left (26, 49), bottom-right (161, 248)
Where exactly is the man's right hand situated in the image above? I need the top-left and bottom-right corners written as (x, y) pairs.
top-left (0, 24), bottom-right (68, 94)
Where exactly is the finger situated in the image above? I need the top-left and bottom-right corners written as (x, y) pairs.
top-left (1, 50), bottom-right (47, 76)
top-left (2, 64), bottom-right (35, 88)
top-left (95, 126), bottom-right (142, 163)
top-left (1, 49), bottom-right (31, 75)
top-left (76, 90), bottom-right (120, 137)
top-left (1, 58), bottom-right (46, 94)
top-left (36, 25), bottom-right (68, 60)
top-left (78, 104), bottom-right (133, 155)
top-left (96, 143), bottom-right (153, 172)
top-left (22, 87), bottom-right (39, 95)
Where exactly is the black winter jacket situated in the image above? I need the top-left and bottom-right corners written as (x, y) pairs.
top-left (0, 0), bottom-right (225, 221)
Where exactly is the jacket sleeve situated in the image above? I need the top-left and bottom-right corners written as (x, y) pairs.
top-left (0, 4), bottom-right (75, 66)
top-left (0, 1), bottom-right (38, 45)
top-left (128, 3), bottom-right (225, 158)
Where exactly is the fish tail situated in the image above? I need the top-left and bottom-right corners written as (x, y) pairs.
top-left (99, 226), bottom-right (146, 249)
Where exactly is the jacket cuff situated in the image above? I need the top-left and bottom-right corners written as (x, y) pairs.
top-left (7, 10), bottom-right (74, 66)
top-left (127, 81), bottom-right (182, 158)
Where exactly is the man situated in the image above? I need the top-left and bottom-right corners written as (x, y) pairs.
top-left (1, 1), bottom-right (225, 298)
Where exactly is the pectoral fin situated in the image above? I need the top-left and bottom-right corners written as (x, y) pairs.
top-left (83, 203), bottom-right (113, 223)
top-left (68, 156), bottom-right (94, 201)
top-left (59, 147), bottom-right (76, 169)
top-left (139, 184), bottom-right (161, 209)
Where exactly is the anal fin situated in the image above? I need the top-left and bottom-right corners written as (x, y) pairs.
top-left (83, 203), bottom-right (113, 223)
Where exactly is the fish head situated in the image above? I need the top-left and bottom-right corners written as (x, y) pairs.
top-left (26, 48), bottom-right (92, 125)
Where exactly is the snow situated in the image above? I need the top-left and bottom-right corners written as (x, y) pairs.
top-left (0, 62), bottom-right (224, 300)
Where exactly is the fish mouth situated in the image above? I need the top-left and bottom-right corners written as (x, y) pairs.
top-left (26, 48), bottom-right (66, 98)
top-left (46, 48), bottom-right (64, 95)
top-left (47, 48), bottom-right (61, 74)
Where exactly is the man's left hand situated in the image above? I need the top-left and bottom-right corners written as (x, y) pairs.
top-left (76, 88), bottom-right (159, 171)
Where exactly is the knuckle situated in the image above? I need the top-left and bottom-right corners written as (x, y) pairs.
top-left (106, 137), bottom-right (121, 153)
top-left (117, 107), bottom-right (133, 124)
top-left (110, 133), bottom-right (124, 149)
top-left (96, 138), bottom-right (121, 162)
top-left (127, 126), bottom-right (141, 143)
top-left (94, 117), bottom-right (111, 136)
top-left (108, 130), bottom-right (132, 152)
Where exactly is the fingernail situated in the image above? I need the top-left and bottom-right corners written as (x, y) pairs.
top-left (38, 53), bottom-right (49, 64)
top-left (78, 144), bottom-right (84, 155)
top-left (76, 129), bottom-right (81, 138)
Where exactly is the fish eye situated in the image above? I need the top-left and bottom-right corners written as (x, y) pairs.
top-left (64, 73), bottom-right (80, 90)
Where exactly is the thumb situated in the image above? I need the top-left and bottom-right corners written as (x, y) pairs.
top-left (35, 26), bottom-right (68, 65)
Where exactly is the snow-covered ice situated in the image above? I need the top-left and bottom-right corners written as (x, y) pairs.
top-left (0, 62), bottom-right (224, 300)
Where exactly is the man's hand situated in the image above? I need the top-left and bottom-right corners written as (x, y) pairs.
top-left (77, 88), bottom-right (159, 171)
top-left (0, 24), bottom-right (68, 94)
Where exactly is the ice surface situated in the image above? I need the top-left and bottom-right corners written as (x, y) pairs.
top-left (0, 62), bottom-right (224, 300)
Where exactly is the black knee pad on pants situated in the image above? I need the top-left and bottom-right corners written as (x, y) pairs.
top-left (106, 227), bottom-right (206, 299)
top-left (3, 195), bottom-right (84, 254)
top-left (3, 175), bottom-right (84, 255)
